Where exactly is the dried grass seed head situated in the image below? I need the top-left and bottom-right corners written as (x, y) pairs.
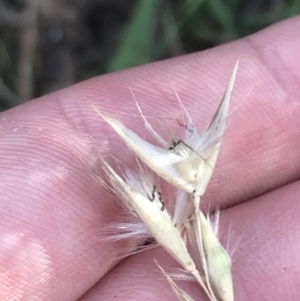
top-left (102, 160), bottom-right (201, 279)
top-left (92, 60), bottom-right (238, 198)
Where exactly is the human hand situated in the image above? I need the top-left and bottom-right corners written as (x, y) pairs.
top-left (1, 16), bottom-right (300, 301)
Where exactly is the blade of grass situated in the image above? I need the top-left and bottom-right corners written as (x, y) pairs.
top-left (206, 0), bottom-right (235, 32)
top-left (154, 0), bottom-right (206, 59)
top-left (181, 0), bottom-right (206, 24)
top-left (108, 0), bottom-right (158, 72)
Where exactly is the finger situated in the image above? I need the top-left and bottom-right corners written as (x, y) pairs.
top-left (1, 16), bottom-right (300, 301)
top-left (0, 91), bottom-right (137, 298)
top-left (79, 180), bottom-right (300, 301)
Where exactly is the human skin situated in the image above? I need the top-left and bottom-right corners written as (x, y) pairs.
top-left (1, 16), bottom-right (300, 301)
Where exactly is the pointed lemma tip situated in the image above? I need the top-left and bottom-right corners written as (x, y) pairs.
top-left (229, 58), bottom-right (239, 86)
top-left (217, 59), bottom-right (239, 112)
top-left (90, 103), bottom-right (119, 130)
top-left (90, 103), bottom-right (106, 119)
top-left (222, 59), bottom-right (239, 107)
top-left (235, 57), bottom-right (240, 68)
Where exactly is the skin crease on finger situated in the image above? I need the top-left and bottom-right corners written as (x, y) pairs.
top-left (0, 15), bottom-right (300, 301)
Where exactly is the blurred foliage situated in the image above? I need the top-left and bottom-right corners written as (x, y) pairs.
top-left (0, 0), bottom-right (300, 110)
top-left (108, 0), bottom-right (158, 71)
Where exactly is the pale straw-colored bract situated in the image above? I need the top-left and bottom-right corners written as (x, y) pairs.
top-left (92, 60), bottom-right (239, 301)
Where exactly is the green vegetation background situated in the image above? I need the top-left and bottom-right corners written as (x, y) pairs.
top-left (0, 0), bottom-right (299, 110)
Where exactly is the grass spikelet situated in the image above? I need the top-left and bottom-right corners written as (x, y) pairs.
top-left (102, 160), bottom-right (208, 289)
top-left (93, 60), bottom-right (239, 301)
top-left (198, 211), bottom-right (233, 301)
